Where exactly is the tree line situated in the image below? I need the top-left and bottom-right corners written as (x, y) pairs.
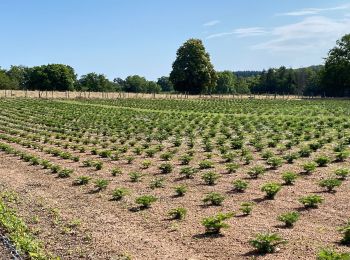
top-left (1, 34), bottom-right (349, 97)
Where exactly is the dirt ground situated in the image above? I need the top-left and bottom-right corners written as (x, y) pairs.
top-left (0, 137), bottom-right (349, 260)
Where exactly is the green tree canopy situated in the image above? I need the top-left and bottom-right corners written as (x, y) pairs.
top-left (77, 73), bottom-right (117, 92)
top-left (216, 71), bottom-right (236, 94)
top-left (322, 34), bottom-right (350, 97)
top-left (157, 76), bottom-right (174, 92)
top-left (170, 39), bottom-right (217, 94)
top-left (124, 75), bottom-right (148, 92)
top-left (0, 68), bottom-right (17, 90)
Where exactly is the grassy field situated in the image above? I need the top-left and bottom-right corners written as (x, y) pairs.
top-left (0, 97), bottom-right (349, 259)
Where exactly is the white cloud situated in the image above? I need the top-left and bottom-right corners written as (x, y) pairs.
top-left (206, 27), bottom-right (267, 39)
top-left (252, 16), bottom-right (350, 51)
top-left (203, 20), bottom-right (220, 27)
top-left (277, 4), bottom-right (350, 16)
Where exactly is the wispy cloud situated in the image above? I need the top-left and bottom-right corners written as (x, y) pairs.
top-left (252, 16), bottom-right (350, 51)
top-left (203, 20), bottom-right (220, 27)
top-left (277, 4), bottom-right (350, 16)
top-left (206, 27), bottom-right (267, 39)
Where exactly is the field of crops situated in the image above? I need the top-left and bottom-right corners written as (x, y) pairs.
top-left (0, 97), bottom-right (349, 259)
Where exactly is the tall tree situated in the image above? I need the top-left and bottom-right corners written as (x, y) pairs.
top-left (157, 76), bottom-right (174, 92)
top-left (322, 34), bottom-right (350, 97)
top-left (78, 73), bottom-right (116, 92)
top-left (0, 68), bottom-right (17, 90)
top-left (170, 39), bottom-right (217, 94)
top-left (6, 65), bottom-right (30, 90)
top-left (216, 71), bottom-right (236, 94)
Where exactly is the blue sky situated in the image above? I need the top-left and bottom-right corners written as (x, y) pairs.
top-left (1, 0), bottom-right (350, 80)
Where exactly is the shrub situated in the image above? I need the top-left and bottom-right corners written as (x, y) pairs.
top-left (180, 167), bottom-right (197, 179)
top-left (261, 183), bottom-right (281, 199)
top-left (201, 212), bottom-right (234, 234)
top-left (249, 233), bottom-right (286, 254)
top-left (168, 207), bottom-right (187, 220)
top-left (244, 154), bottom-right (253, 164)
top-left (111, 167), bottom-right (123, 176)
top-left (129, 172), bottom-right (143, 182)
top-left (335, 150), bottom-right (350, 162)
top-left (202, 171), bottom-right (220, 185)
top-left (58, 168), bottom-right (73, 178)
top-left (82, 159), bottom-right (93, 167)
top-left (150, 178), bottom-right (165, 189)
top-left (203, 192), bottom-right (225, 206)
top-left (267, 157), bottom-right (283, 169)
top-left (262, 150), bottom-right (274, 160)
top-left (160, 152), bottom-right (173, 161)
top-left (282, 172), bottom-right (298, 185)
top-left (141, 160), bottom-right (152, 169)
top-left (277, 212), bottom-right (300, 227)
top-left (40, 159), bottom-right (51, 169)
top-left (222, 152), bottom-right (236, 162)
top-left (339, 219), bottom-right (350, 245)
top-left (50, 164), bottom-right (61, 174)
top-left (159, 163), bottom-right (173, 174)
top-left (317, 248), bottom-right (350, 260)
top-left (225, 163), bottom-right (239, 174)
top-left (94, 179), bottom-right (109, 191)
top-left (299, 147), bottom-right (311, 157)
top-left (283, 152), bottom-right (299, 164)
top-left (299, 195), bottom-right (324, 208)
top-left (315, 156), bottom-right (331, 167)
top-left (174, 185), bottom-right (187, 196)
top-left (125, 156), bottom-right (135, 164)
top-left (74, 176), bottom-right (91, 185)
top-left (232, 179), bottom-right (248, 192)
top-left (248, 165), bottom-right (265, 179)
top-left (135, 195), bottom-right (157, 208)
top-left (112, 188), bottom-right (130, 201)
top-left (179, 154), bottom-right (193, 165)
top-left (335, 168), bottom-right (349, 180)
top-left (303, 162), bottom-right (317, 174)
top-left (319, 178), bottom-right (342, 192)
top-left (99, 150), bottom-right (111, 158)
top-left (198, 160), bottom-right (214, 169)
top-left (240, 202), bottom-right (254, 215)
top-left (93, 161), bottom-right (103, 170)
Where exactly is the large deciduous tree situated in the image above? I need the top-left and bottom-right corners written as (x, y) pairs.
top-left (170, 39), bottom-right (217, 94)
top-left (216, 71), bottom-right (236, 94)
top-left (322, 34), bottom-right (350, 97)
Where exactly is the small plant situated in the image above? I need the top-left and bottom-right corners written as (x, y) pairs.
top-left (180, 167), bottom-right (197, 179)
top-left (283, 152), bottom-right (299, 164)
top-left (335, 168), bottom-right (349, 180)
top-left (261, 183), bottom-right (281, 199)
top-left (179, 154), bottom-right (193, 165)
top-left (262, 150), bottom-right (274, 160)
top-left (129, 172), bottom-right (143, 182)
top-left (50, 164), bottom-right (61, 174)
top-left (111, 167), bottom-right (123, 176)
top-left (168, 207), bottom-right (187, 220)
top-left (160, 152), bottom-right (173, 161)
top-left (199, 160), bottom-right (214, 169)
top-left (174, 185), bottom-right (187, 196)
top-left (339, 219), bottom-right (350, 245)
top-left (141, 160), bottom-right (152, 169)
top-left (202, 171), bottom-right (220, 185)
top-left (319, 178), bottom-right (342, 192)
top-left (74, 176), bottom-right (91, 185)
top-left (225, 163), bottom-right (239, 174)
top-left (112, 188), bottom-right (130, 201)
top-left (240, 202), bottom-right (254, 215)
top-left (125, 156), bottom-right (135, 164)
top-left (317, 248), bottom-right (350, 260)
top-left (267, 157), bottom-right (283, 169)
top-left (335, 150), bottom-right (350, 162)
top-left (282, 172), bottom-right (298, 185)
top-left (150, 178), bottom-right (165, 189)
top-left (159, 163), bottom-right (173, 174)
top-left (249, 232), bottom-right (286, 254)
top-left (201, 212), bottom-right (234, 234)
top-left (94, 179), bottom-right (109, 191)
top-left (299, 195), bottom-right (324, 208)
top-left (303, 162), bottom-right (317, 174)
top-left (232, 179), bottom-right (248, 192)
top-left (58, 168), bottom-right (73, 178)
top-left (93, 161), bottom-right (103, 170)
top-left (82, 159), bottom-right (93, 167)
top-left (203, 192), bottom-right (225, 206)
top-left (315, 155), bottom-right (331, 167)
top-left (277, 212), bottom-right (300, 227)
top-left (135, 195), bottom-right (157, 208)
top-left (248, 165), bottom-right (265, 179)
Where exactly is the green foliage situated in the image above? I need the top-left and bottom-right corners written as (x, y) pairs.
top-left (299, 195), bottom-right (324, 208)
top-left (58, 168), bottom-right (73, 178)
top-left (240, 202), bottom-right (255, 215)
top-left (129, 172), bottom-right (143, 182)
top-left (249, 233), bottom-right (286, 254)
top-left (317, 248), bottom-right (350, 260)
top-left (203, 192), bottom-right (225, 206)
top-left (202, 171), bottom-right (220, 185)
top-left (261, 183), bottom-right (281, 199)
top-left (74, 176), bottom-right (91, 185)
top-left (179, 154), bottom-right (193, 165)
top-left (277, 212), bottom-right (300, 227)
top-left (112, 188), bottom-right (130, 201)
top-left (94, 179), bottom-right (109, 191)
top-left (225, 163), bottom-right (239, 174)
top-left (232, 179), bottom-right (248, 192)
top-left (339, 219), bottom-right (350, 245)
top-left (315, 156), bottom-right (331, 167)
top-left (170, 38), bottom-right (217, 94)
top-left (174, 185), bottom-right (187, 196)
top-left (303, 162), bottom-right (317, 174)
top-left (248, 165), bottom-right (265, 178)
top-left (201, 212), bottom-right (234, 234)
top-left (267, 156), bottom-right (283, 169)
top-left (135, 195), bottom-right (157, 208)
top-left (199, 160), bottom-right (214, 169)
top-left (180, 166), bottom-right (197, 179)
top-left (319, 178), bottom-right (342, 192)
top-left (168, 207), bottom-right (187, 220)
top-left (111, 167), bottom-right (123, 176)
top-left (335, 168), bottom-right (349, 180)
top-left (282, 172), bottom-right (298, 185)
top-left (150, 178), bottom-right (165, 189)
top-left (159, 163), bottom-right (173, 174)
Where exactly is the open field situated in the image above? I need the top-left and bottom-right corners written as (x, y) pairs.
top-left (0, 97), bottom-right (349, 259)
